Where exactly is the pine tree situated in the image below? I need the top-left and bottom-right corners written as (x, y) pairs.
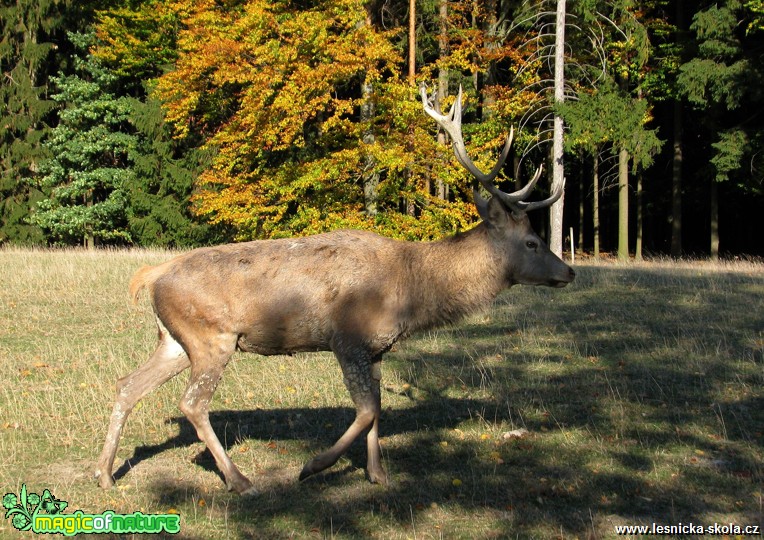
top-left (127, 94), bottom-right (215, 246)
top-left (677, 0), bottom-right (764, 259)
top-left (0, 0), bottom-right (64, 243)
top-left (0, 0), bottom-right (105, 244)
top-left (31, 33), bottom-right (135, 248)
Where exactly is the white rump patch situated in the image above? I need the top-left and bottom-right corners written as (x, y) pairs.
top-left (156, 317), bottom-right (187, 360)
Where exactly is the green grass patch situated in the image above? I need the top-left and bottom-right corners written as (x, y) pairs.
top-left (1, 248), bottom-right (762, 538)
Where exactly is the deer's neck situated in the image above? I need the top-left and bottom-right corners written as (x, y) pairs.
top-left (404, 224), bottom-right (505, 332)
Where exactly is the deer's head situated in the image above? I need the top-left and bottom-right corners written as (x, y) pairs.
top-left (421, 85), bottom-right (575, 288)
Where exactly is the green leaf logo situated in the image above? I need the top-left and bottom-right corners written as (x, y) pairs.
top-left (3, 484), bottom-right (68, 531)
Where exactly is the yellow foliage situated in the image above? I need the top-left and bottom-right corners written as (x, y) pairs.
top-left (152, 0), bottom-right (540, 240)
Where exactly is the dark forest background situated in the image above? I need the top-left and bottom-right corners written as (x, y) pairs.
top-left (1, 0), bottom-right (762, 258)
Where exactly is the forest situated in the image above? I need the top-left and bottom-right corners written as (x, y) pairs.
top-left (1, 0), bottom-right (763, 258)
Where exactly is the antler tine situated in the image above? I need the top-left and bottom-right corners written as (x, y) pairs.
top-left (512, 178), bottom-right (566, 212)
top-left (421, 84), bottom-right (556, 213)
top-left (420, 84), bottom-right (513, 202)
top-left (501, 163), bottom-right (544, 203)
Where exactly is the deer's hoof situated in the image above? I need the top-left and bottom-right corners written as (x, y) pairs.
top-left (227, 477), bottom-right (255, 495)
top-left (298, 466), bottom-right (314, 482)
top-left (95, 470), bottom-right (115, 489)
top-left (367, 468), bottom-right (388, 486)
top-left (239, 485), bottom-right (258, 497)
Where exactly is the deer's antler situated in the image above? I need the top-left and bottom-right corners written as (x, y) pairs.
top-left (420, 84), bottom-right (562, 213)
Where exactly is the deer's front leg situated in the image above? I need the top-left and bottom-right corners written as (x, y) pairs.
top-left (299, 338), bottom-right (385, 484)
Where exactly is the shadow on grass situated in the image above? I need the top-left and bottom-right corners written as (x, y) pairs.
top-left (114, 265), bottom-right (762, 538)
top-left (134, 397), bottom-right (761, 538)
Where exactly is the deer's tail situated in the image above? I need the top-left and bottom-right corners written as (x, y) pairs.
top-left (129, 265), bottom-right (164, 304)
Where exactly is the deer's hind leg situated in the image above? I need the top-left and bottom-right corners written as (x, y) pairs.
top-left (96, 319), bottom-right (190, 489)
top-left (299, 336), bottom-right (386, 484)
top-left (177, 333), bottom-right (255, 495)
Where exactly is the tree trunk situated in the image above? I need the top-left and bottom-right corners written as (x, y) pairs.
top-left (360, 8), bottom-right (379, 216)
top-left (480, 0), bottom-right (498, 118)
top-left (406, 0), bottom-right (416, 215)
top-left (593, 150), bottom-right (600, 258)
top-left (408, 0), bottom-right (416, 84)
top-left (671, 99), bottom-right (683, 257)
top-left (710, 181), bottom-right (719, 260)
top-left (635, 172), bottom-right (643, 261)
top-left (361, 75), bottom-right (379, 216)
top-left (578, 165), bottom-right (584, 250)
top-left (85, 190), bottom-right (95, 250)
top-left (550, 0), bottom-right (566, 258)
top-left (671, 0), bottom-right (685, 258)
top-left (436, 0), bottom-right (448, 200)
top-left (617, 147), bottom-right (629, 261)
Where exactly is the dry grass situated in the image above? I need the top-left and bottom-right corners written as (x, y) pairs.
top-left (0, 247), bottom-right (762, 539)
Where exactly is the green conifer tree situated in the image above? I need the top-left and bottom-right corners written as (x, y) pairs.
top-left (126, 94), bottom-right (215, 246)
top-left (0, 0), bottom-right (63, 243)
top-left (678, 0), bottom-right (764, 258)
top-left (31, 33), bottom-right (134, 248)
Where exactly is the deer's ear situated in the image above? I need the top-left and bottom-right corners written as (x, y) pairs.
top-left (474, 188), bottom-right (490, 221)
top-left (475, 189), bottom-right (509, 228)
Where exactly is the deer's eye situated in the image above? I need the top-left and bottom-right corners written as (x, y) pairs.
top-left (526, 240), bottom-right (538, 250)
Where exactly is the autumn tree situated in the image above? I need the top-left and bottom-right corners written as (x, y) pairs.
top-left (93, 0), bottom-right (180, 84)
top-left (157, 0), bottom-right (483, 240)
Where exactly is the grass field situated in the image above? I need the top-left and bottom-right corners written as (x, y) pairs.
top-left (0, 247), bottom-right (762, 539)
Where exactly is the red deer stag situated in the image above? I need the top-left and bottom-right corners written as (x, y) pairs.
top-left (95, 85), bottom-right (575, 495)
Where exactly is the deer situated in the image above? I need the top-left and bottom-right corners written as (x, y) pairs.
top-left (94, 85), bottom-right (575, 496)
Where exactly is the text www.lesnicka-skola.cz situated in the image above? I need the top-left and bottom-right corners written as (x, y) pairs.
top-left (614, 522), bottom-right (760, 536)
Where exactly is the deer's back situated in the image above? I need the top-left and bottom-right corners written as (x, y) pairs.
top-left (147, 230), bottom-right (413, 355)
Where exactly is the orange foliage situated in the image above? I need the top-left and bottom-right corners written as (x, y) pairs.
top-left (155, 0), bottom-right (540, 240)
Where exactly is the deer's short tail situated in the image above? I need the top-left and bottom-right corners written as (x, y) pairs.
top-left (129, 265), bottom-right (161, 304)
